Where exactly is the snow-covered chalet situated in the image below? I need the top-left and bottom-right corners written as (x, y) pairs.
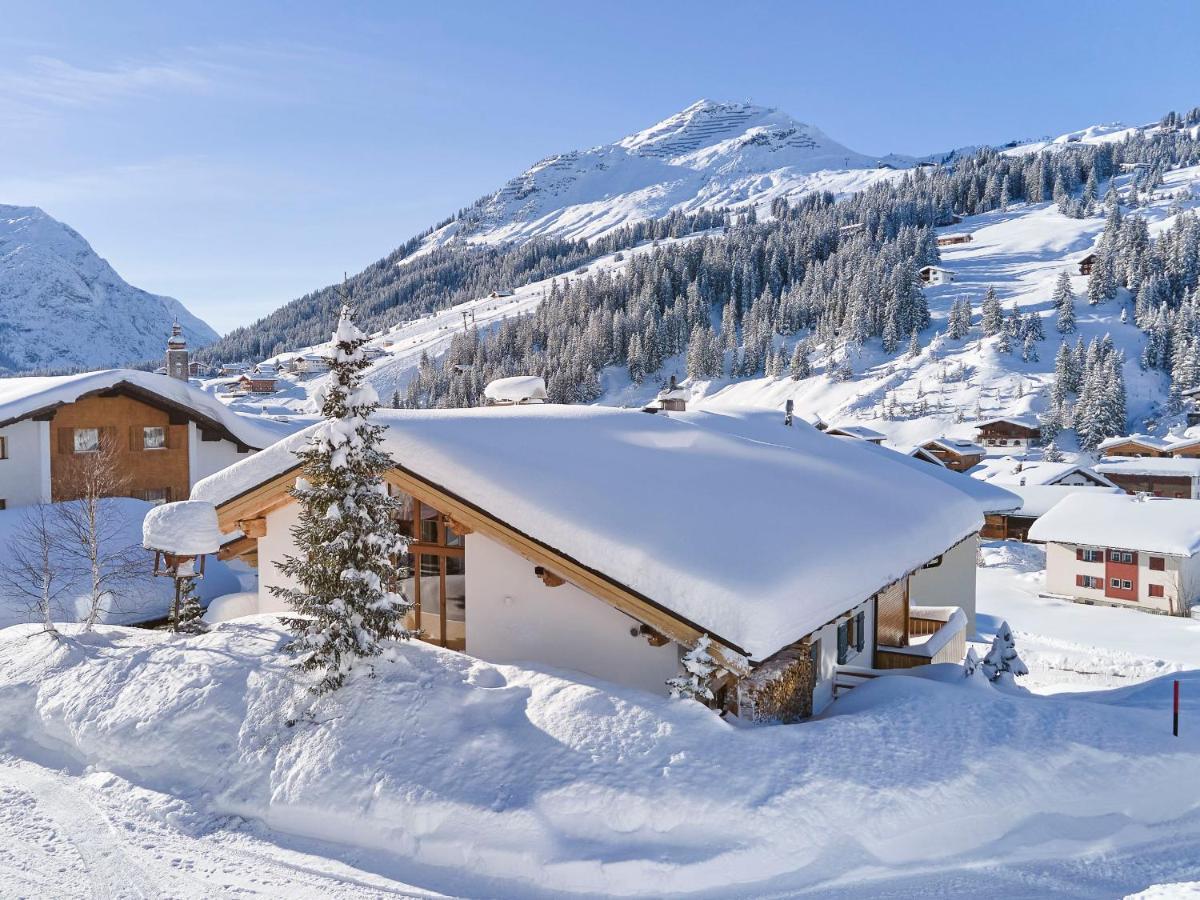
top-left (193, 405), bottom-right (999, 722)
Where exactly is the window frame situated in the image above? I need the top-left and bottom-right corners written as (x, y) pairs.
top-left (0, 435), bottom-right (7, 460)
top-left (142, 426), bottom-right (167, 450)
top-left (73, 427), bottom-right (100, 454)
top-left (392, 488), bottom-right (465, 650)
top-left (1149, 556), bottom-right (1166, 571)
top-left (1149, 584), bottom-right (1164, 598)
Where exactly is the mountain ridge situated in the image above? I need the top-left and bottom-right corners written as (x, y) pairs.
top-left (0, 204), bottom-right (218, 375)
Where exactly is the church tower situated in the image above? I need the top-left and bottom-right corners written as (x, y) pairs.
top-left (165, 322), bottom-right (189, 381)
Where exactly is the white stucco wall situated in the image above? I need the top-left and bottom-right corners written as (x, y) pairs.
top-left (809, 597), bottom-right (874, 716)
top-left (1044, 541), bottom-right (1200, 614)
top-left (0, 421), bottom-right (51, 508)
top-left (189, 424), bottom-right (256, 487)
top-left (465, 533), bottom-right (684, 695)
top-left (908, 536), bottom-right (978, 636)
top-left (257, 502), bottom-right (303, 613)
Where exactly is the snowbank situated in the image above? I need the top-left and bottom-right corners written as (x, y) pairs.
top-left (0, 618), bottom-right (1197, 898)
top-left (0, 499), bottom-right (239, 627)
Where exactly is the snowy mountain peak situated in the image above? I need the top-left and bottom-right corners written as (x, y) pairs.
top-left (0, 204), bottom-right (218, 375)
top-left (424, 100), bottom-right (910, 251)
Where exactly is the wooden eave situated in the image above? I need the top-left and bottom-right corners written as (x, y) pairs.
top-left (0, 380), bottom-right (261, 452)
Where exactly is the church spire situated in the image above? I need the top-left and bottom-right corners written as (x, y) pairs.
top-left (165, 322), bottom-right (189, 380)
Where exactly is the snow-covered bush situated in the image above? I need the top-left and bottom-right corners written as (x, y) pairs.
top-left (667, 635), bottom-right (723, 702)
top-left (980, 620), bottom-right (1029, 684)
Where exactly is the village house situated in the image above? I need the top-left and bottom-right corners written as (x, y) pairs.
top-left (1182, 387), bottom-right (1200, 426)
top-left (1078, 253), bottom-right (1097, 275)
top-left (237, 374), bottom-right (278, 395)
top-left (642, 376), bottom-right (689, 414)
top-left (1029, 493), bottom-right (1200, 616)
top-left (906, 446), bottom-right (946, 467)
top-left (920, 437), bottom-right (985, 472)
top-left (825, 424), bottom-right (886, 444)
top-left (0, 370), bottom-right (283, 510)
top-left (1094, 457), bottom-right (1200, 499)
top-left (191, 406), bottom-right (987, 723)
top-left (482, 375), bottom-right (549, 406)
top-left (975, 416), bottom-right (1041, 450)
top-left (936, 233), bottom-right (973, 247)
top-left (971, 459), bottom-right (1118, 540)
top-left (919, 265), bottom-right (954, 285)
top-left (291, 353), bottom-right (332, 375)
top-left (1098, 434), bottom-right (1171, 458)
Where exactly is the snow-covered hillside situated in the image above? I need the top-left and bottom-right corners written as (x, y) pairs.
top-left (0, 205), bottom-right (217, 375)
top-left (421, 99), bottom-right (924, 251)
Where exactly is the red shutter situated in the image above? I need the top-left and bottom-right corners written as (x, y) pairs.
top-left (1076, 574), bottom-right (1085, 587)
top-left (57, 429), bottom-right (74, 455)
top-left (1076, 548), bottom-right (1084, 561)
top-left (129, 426), bottom-right (144, 451)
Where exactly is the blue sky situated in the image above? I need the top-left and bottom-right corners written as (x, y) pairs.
top-left (4, 1), bottom-right (1199, 334)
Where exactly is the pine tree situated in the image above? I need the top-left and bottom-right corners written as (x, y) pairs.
top-left (789, 340), bottom-right (811, 380)
top-left (176, 577), bottom-right (206, 634)
top-left (1053, 271), bottom-right (1076, 334)
top-left (1042, 437), bottom-right (1064, 462)
top-left (981, 621), bottom-right (1029, 684)
top-left (1022, 331), bottom-right (1038, 362)
top-left (981, 287), bottom-right (1003, 336)
top-left (273, 305), bottom-right (414, 694)
top-left (907, 327), bottom-right (920, 359)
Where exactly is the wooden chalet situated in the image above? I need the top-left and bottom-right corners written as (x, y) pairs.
top-left (0, 370), bottom-right (276, 510)
top-left (192, 406), bottom-right (984, 723)
top-left (936, 233), bottom-right (973, 247)
top-left (825, 424), bottom-right (886, 445)
top-left (975, 416), bottom-right (1040, 449)
top-left (919, 265), bottom-right (954, 286)
top-left (1097, 435), bottom-right (1170, 458)
top-left (920, 437), bottom-right (985, 472)
top-left (1078, 253), bottom-right (1097, 275)
top-left (238, 374), bottom-right (278, 395)
top-left (1094, 457), bottom-right (1200, 500)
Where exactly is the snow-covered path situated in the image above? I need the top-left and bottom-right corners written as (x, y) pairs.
top-left (0, 755), bottom-right (433, 899)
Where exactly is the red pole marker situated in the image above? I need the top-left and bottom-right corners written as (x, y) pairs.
top-left (1175, 680), bottom-right (1181, 738)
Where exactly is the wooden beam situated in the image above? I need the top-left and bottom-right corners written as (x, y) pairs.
top-left (215, 468), bottom-right (298, 531)
top-left (534, 566), bottom-right (565, 587)
top-left (238, 517), bottom-right (267, 538)
top-left (218, 533), bottom-right (258, 562)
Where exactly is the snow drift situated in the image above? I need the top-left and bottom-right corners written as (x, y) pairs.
top-left (0, 618), bottom-right (1197, 898)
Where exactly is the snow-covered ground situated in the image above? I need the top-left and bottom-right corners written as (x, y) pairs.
top-left (0, 546), bottom-right (1198, 898)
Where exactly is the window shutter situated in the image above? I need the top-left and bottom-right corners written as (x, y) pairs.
top-left (57, 429), bottom-right (74, 455)
top-left (129, 426), bottom-right (144, 451)
top-left (855, 612), bottom-right (865, 652)
top-left (166, 425), bottom-right (182, 450)
top-left (1076, 574), bottom-right (1085, 587)
top-left (1076, 548), bottom-right (1084, 561)
top-left (836, 622), bottom-right (849, 665)
top-left (100, 426), bottom-right (117, 452)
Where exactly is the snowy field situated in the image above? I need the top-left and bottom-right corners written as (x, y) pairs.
top-left (0, 543), bottom-right (1198, 899)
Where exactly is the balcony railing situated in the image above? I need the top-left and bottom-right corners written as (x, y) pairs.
top-left (875, 605), bottom-right (967, 670)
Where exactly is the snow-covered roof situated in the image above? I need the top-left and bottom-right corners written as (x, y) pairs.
top-left (1002, 484), bottom-right (1122, 519)
top-left (972, 459), bottom-right (1114, 488)
top-left (142, 500), bottom-right (224, 556)
top-left (924, 436), bottom-right (985, 456)
top-left (1029, 493), bottom-right (1200, 557)
top-left (826, 424), bottom-right (886, 441)
top-left (192, 406), bottom-right (983, 660)
top-left (0, 369), bottom-right (285, 448)
top-left (1098, 434), bottom-right (1170, 452)
top-left (976, 415), bottom-right (1039, 430)
top-left (483, 376), bottom-right (549, 404)
top-left (1095, 457), bottom-right (1200, 478)
top-left (905, 446), bottom-right (946, 467)
top-left (855, 442), bottom-right (1021, 515)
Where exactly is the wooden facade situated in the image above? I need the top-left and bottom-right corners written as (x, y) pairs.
top-left (1103, 472), bottom-right (1194, 499)
top-left (921, 441), bottom-right (983, 472)
top-left (982, 512), bottom-right (1037, 542)
top-left (49, 392), bottom-right (190, 503)
top-left (1078, 253), bottom-right (1096, 275)
top-left (1100, 440), bottom-right (1168, 458)
top-left (936, 233), bottom-right (973, 246)
top-left (976, 420), bottom-right (1040, 447)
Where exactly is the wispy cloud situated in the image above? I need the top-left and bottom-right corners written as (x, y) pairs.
top-left (4, 55), bottom-right (214, 107)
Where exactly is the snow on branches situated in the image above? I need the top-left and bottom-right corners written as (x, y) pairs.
top-left (273, 304), bottom-right (414, 694)
top-left (667, 635), bottom-right (725, 702)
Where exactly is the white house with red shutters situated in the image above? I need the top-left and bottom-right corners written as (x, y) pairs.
top-left (1029, 493), bottom-right (1200, 616)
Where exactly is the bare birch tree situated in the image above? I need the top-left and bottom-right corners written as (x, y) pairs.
top-left (55, 435), bottom-right (145, 630)
top-left (0, 504), bottom-right (69, 635)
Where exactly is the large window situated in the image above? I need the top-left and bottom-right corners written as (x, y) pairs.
top-left (73, 428), bottom-right (100, 453)
top-left (392, 487), bottom-right (466, 651)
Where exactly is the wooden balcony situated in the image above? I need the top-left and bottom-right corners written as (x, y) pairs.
top-left (875, 606), bottom-right (967, 670)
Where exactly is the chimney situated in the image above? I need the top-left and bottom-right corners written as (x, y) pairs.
top-left (165, 322), bottom-right (189, 381)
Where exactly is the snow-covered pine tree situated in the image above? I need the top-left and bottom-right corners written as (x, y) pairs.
top-left (789, 339), bottom-right (811, 380)
top-left (907, 327), bottom-right (920, 359)
top-left (176, 577), bottom-right (206, 634)
top-left (1022, 332), bottom-right (1039, 363)
top-left (667, 635), bottom-right (722, 701)
top-left (1024, 310), bottom-right (1045, 342)
top-left (1053, 271), bottom-right (1076, 334)
top-left (273, 304), bottom-right (414, 694)
top-left (981, 287), bottom-right (1003, 336)
top-left (996, 325), bottom-right (1012, 355)
top-left (1042, 437), bottom-right (1064, 462)
top-left (981, 621), bottom-right (1029, 684)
